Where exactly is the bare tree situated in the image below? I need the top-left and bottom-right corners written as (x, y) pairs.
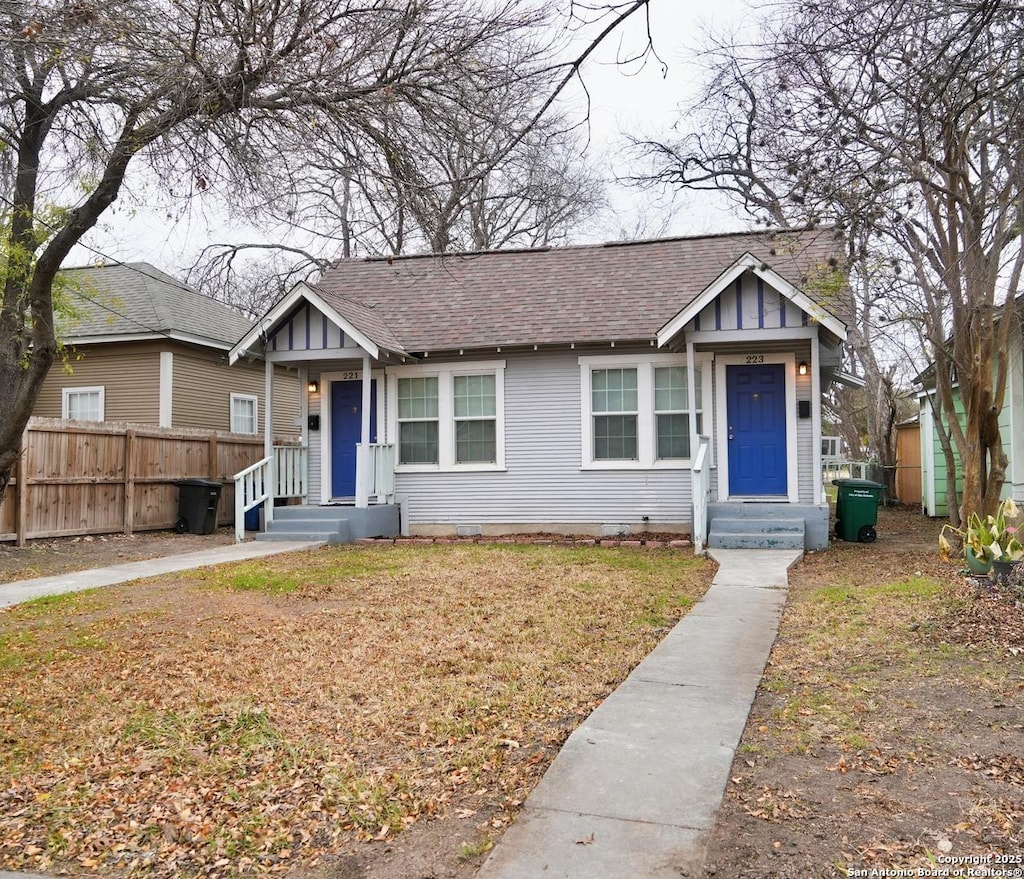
top-left (195, 79), bottom-right (609, 304)
top-left (633, 0), bottom-right (1024, 522)
top-left (0, 0), bottom-right (654, 500)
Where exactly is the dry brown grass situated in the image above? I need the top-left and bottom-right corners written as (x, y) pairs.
top-left (0, 542), bottom-right (712, 877)
top-left (703, 509), bottom-right (1024, 878)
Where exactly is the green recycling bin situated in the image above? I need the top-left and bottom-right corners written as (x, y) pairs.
top-left (832, 478), bottom-right (885, 543)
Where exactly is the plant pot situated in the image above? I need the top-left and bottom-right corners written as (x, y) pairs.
top-left (965, 546), bottom-right (992, 575)
top-left (992, 559), bottom-right (1020, 585)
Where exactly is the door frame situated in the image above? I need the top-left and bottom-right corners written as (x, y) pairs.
top-left (715, 353), bottom-right (799, 502)
top-left (319, 368), bottom-right (385, 503)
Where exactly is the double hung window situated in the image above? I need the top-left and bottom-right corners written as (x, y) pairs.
top-left (392, 363), bottom-right (505, 470)
top-left (62, 386), bottom-right (105, 422)
top-left (230, 394), bottom-right (258, 434)
top-left (582, 356), bottom-right (704, 468)
top-left (397, 376), bottom-right (440, 465)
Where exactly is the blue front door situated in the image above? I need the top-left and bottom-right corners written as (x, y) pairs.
top-left (727, 363), bottom-right (787, 496)
top-left (331, 380), bottom-right (377, 498)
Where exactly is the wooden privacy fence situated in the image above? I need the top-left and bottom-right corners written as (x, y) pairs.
top-left (0, 418), bottom-right (299, 545)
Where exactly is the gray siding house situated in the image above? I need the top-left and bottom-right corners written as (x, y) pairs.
top-left (231, 229), bottom-right (849, 550)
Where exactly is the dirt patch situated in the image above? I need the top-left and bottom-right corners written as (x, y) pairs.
top-left (0, 529), bottom-right (237, 583)
top-left (700, 506), bottom-right (1024, 878)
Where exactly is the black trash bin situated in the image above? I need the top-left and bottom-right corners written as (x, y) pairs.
top-left (174, 478), bottom-right (222, 535)
top-left (832, 478), bottom-right (885, 543)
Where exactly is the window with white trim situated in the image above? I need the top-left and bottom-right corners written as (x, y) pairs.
top-left (389, 362), bottom-right (505, 471)
top-left (654, 366), bottom-right (702, 459)
top-left (592, 368), bottom-right (639, 460)
top-left (581, 356), bottom-right (705, 469)
top-left (230, 393), bottom-right (258, 434)
top-left (454, 373), bottom-right (497, 464)
top-left (397, 376), bottom-right (440, 464)
top-left (62, 386), bottom-right (104, 422)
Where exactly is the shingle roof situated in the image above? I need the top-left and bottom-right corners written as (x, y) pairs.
top-left (58, 263), bottom-right (254, 348)
top-left (311, 228), bottom-right (844, 352)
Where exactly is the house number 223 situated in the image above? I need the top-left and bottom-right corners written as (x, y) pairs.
top-left (745, 354), bottom-right (765, 364)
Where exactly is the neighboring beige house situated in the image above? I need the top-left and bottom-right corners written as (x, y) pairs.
top-left (35, 262), bottom-right (300, 437)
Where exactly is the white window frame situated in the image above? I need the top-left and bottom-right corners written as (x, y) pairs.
top-left (452, 372), bottom-right (499, 465)
top-left (654, 364), bottom-right (703, 461)
top-left (590, 366), bottom-right (640, 463)
top-left (387, 361), bottom-right (506, 472)
top-left (579, 354), bottom-right (711, 470)
top-left (229, 393), bottom-right (259, 435)
top-left (62, 386), bottom-right (105, 422)
top-left (396, 374), bottom-right (441, 465)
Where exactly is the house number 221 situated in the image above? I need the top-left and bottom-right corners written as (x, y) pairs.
top-left (745, 354), bottom-right (765, 364)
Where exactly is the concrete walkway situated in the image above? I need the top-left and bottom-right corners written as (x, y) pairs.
top-left (477, 548), bottom-right (802, 879)
top-left (0, 540), bottom-right (325, 609)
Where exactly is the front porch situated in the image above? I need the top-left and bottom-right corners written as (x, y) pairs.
top-left (232, 444), bottom-right (400, 543)
top-left (690, 435), bottom-right (830, 552)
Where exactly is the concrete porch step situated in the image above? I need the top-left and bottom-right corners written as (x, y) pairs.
top-left (252, 504), bottom-right (400, 544)
top-left (255, 516), bottom-right (352, 545)
top-left (708, 517), bottom-right (805, 550)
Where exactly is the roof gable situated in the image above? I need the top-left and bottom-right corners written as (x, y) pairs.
top-left (657, 253), bottom-right (847, 345)
top-left (230, 282), bottom-right (406, 364)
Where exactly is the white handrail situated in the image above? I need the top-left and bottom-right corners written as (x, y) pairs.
top-left (234, 455), bottom-right (272, 543)
top-left (691, 435), bottom-right (711, 555)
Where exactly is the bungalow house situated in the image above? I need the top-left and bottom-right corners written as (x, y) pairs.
top-left (230, 229), bottom-right (849, 550)
top-left (917, 307), bottom-right (1024, 517)
top-left (34, 262), bottom-right (300, 437)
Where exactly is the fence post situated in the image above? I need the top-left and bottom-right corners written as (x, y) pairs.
top-left (15, 427), bottom-right (28, 547)
top-left (124, 428), bottom-right (136, 536)
top-left (208, 434), bottom-right (219, 480)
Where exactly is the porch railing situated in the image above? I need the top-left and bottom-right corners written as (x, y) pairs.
top-left (691, 434), bottom-right (711, 555)
top-left (232, 445), bottom-right (307, 542)
top-left (275, 444), bottom-right (307, 499)
top-left (362, 443), bottom-right (395, 503)
top-left (234, 455), bottom-right (272, 543)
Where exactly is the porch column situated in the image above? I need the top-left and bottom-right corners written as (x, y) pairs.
top-left (264, 359), bottom-right (275, 529)
top-left (355, 353), bottom-right (372, 508)
top-left (264, 359), bottom-right (274, 458)
top-left (811, 338), bottom-right (824, 503)
top-left (686, 340), bottom-right (699, 456)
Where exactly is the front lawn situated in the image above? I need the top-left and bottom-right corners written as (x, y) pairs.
top-left (0, 542), bottom-right (712, 877)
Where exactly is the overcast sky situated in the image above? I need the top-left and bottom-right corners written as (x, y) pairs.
top-left (73, 0), bottom-right (752, 276)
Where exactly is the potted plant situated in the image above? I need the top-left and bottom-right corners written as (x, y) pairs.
top-left (940, 498), bottom-right (1023, 577)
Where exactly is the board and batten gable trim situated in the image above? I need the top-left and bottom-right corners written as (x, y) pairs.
top-left (229, 282), bottom-right (381, 364)
top-left (657, 254), bottom-right (847, 347)
top-left (268, 301), bottom-right (361, 356)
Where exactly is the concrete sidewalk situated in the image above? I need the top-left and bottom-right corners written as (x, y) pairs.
top-left (477, 548), bottom-right (802, 879)
top-left (0, 540), bottom-right (325, 609)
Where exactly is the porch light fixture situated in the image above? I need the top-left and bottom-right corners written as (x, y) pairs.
top-left (798, 361), bottom-right (808, 376)
top-left (307, 379), bottom-right (319, 394)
